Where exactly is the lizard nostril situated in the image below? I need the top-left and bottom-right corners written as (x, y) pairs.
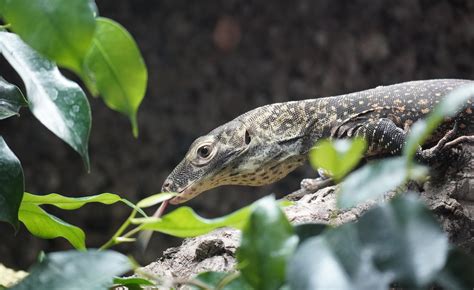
top-left (162, 180), bottom-right (173, 192)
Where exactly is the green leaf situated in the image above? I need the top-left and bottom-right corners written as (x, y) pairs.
top-left (338, 157), bottom-right (407, 209)
top-left (136, 192), bottom-right (176, 208)
top-left (288, 226), bottom-right (391, 290)
top-left (22, 192), bottom-right (122, 210)
top-left (0, 136), bottom-right (24, 230)
top-left (0, 76), bottom-right (27, 120)
top-left (113, 277), bottom-right (154, 289)
top-left (288, 195), bottom-right (448, 289)
top-left (190, 272), bottom-right (252, 290)
top-left (0, 32), bottom-right (91, 170)
top-left (18, 203), bottom-right (86, 249)
top-left (404, 84), bottom-right (474, 161)
top-left (12, 250), bottom-right (132, 290)
top-left (83, 17), bottom-right (147, 137)
top-left (436, 248), bottom-right (474, 290)
top-left (3, 0), bottom-right (96, 72)
top-left (132, 205), bottom-right (252, 238)
top-left (294, 223), bottom-right (328, 245)
top-left (309, 138), bottom-right (366, 181)
top-left (236, 196), bottom-right (298, 290)
top-left (359, 194), bottom-right (448, 285)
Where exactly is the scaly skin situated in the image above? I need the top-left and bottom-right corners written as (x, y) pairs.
top-left (163, 79), bottom-right (474, 204)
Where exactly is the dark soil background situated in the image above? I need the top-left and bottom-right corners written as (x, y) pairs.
top-left (1, 0), bottom-right (474, 269)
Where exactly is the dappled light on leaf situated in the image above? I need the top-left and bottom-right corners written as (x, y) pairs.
top-left (0, 32), bottom-right (91, 170)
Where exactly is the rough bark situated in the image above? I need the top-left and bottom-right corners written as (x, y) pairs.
top-left (139, 144), bottom-right (474, 287)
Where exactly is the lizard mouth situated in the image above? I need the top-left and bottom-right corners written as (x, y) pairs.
top-left (169, 183), bottom-right (202, 205)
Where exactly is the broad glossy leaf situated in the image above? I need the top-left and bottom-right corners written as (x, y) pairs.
top-left (338, 157), bottom-right (407, 209)
top-left (436, 248), bottom-right (474, 290)
top-left (84, 17), bottom-right (147, 137)
top-left (12, 250), bottom-right (132, 290)
top-left (132, 205), bottom-right (251, 238)
top-left (3, 0), bottom-right (96, 72)
top-left (22, 192), bottom-right (122, 210)
top-left (237, 196), bottom-right (298, 290)
top-left (288, 226), bottom-right (391, 290)
top-left (0, 76), bottom-right (27, 120)
top-left (0, 136), bottom-right (24, 229)
top-left (0, 32), bottom-right (91, 169)
top-left (357, 194), bottom-right (448, 285)
top-left (404, 84), bottom-right (474, 161)
top-left (309, 138), bottom-right (367, 181)
top-left (18, 203), bottom-right (85, 249)
top-left (190, 272), bottom-right (252, 290)
top-left (288, 195), bottom-right (448, 289)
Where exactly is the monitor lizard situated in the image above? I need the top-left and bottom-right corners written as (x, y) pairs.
top-left (162, 79), bottom-right (474, 204)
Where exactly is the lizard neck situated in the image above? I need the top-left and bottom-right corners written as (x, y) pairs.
top-left (239, 97), bottom-right (334, 156)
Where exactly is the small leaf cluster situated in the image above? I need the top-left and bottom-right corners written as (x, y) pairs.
top-left (0, 0), bottom-right (147, 236)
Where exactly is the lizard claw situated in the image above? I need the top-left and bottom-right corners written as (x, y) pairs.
top-left (419, 121), bottom-right (459, 163)
top-left (300, 177), bottom-right (333, 193)
top-left (285, 177), bottom-right (334, 201)
top-left (419, 117), bottom-right (474, 164)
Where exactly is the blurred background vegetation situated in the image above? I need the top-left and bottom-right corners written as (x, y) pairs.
top-left (1, 0), bottom-right (474, 269)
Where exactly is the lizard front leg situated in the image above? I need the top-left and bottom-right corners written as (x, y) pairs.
top-left (298, 118), bottom-right (472, 195)
top-left (347, 118), bottom-right (473, 164)
top-left (351, 118), bottom-right (407, 156)
top-left (299, 118), bottom-right (406, 194)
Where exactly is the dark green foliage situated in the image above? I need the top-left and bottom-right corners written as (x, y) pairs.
top-left (287, 195), bottom-right (449, 290)
top-left (112, 277), bottom-right (155, 290)
top-left (190, 272), bottom-right (252, 290)
top-left (0, 0), bottom-right (147, 244)
top-left (0, 136), bottom-right (23, 229)
top-left (236, 196), bottom-right (298, 290)
top-left (0, 76), bottom-right (27, 120)
top-left (11, 250), bottom-right (132, 290)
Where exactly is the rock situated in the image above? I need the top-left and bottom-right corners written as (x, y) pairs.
top-left (138, 143), bottom-right (474, 287)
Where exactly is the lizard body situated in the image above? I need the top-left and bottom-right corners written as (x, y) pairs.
top-left (163, 79), bottom-right (474, 204)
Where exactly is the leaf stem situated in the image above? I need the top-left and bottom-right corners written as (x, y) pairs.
top-left (99, 208), bottom-right (137, 250)
top-left (216, 272), bottom-right (241, 289)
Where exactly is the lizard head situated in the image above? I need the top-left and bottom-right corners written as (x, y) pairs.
top-left (162, 119), bottom-right (305, 204)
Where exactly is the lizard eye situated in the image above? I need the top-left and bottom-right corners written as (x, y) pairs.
top-left (245, 130), bottom-right (251, 145)
top-left (197, 145), bottom-right (212, 158)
